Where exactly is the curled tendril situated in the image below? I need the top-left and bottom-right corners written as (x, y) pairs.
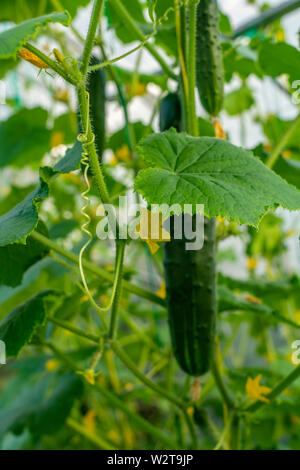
top-left (77, 92), bottom-right (121, 320)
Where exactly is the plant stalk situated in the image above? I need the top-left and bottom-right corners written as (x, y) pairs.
top-left (80, 0), bottom-right (104, 77)
top-left (266, 114), bottom-right (300, 169)
top-left (109, 0), bottom-right (177, 80)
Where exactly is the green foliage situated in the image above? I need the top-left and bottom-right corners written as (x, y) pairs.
top-left (0, 371), bottom-right (83, 437)
top-left (0, 0), bottom-right (89, 22)
top-left (259, 41), bottom-right (300, 82)
top-left (135, 130), bottom-right (300, 226)
top-left (0, 108), bottom-right (50, 168)
top-left (0, 223), bottom-right (49, 287)
top-left (0, 12), bottom-right (70, 59)
top-left (0, 290), bottom-right (53, 357)
top-left (0, 141), bottom-right (82, 246)
top-left (224, 85), bottom-right (255, 115)
top-left (0, 0), bottom-right (300, 452)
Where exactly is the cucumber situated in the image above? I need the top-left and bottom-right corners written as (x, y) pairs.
top-left (160, 94), bottom-right (217, 376)
top-left (196, 0), bottom-right (224, 117)
top-left (159, 93), bottom-right (182, 132)
top-left (164, 216), bottom-right (217, 376)
top-left (78, 56), bottom-right (106, 162)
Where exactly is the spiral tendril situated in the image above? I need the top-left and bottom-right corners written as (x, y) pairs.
top-left (77, 92), bottom-right (121, 320)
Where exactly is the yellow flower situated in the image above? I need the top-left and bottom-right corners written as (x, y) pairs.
top-left (108, 429), bottom-right (119, 443)
top-left (263, 142), bottom-right (272, 153)
top-left (246, 374), bottom-right (271, 403)
top-left (246, 257), bottom-right (258, 271)
top-left (275, 29), bottom-right (285, 42)
top-left (83, 410), bottom-right (97, 434)
top-left (126, 80), bottom-right (147, 97)
top-left (156, 281), bottom-right (166, 299)
top-left (45, 359), bottom-right (59, 372)
top-left (294, 310), bottom-right (300, 325)
top-left (19, 48), bottom-right (50, 69)
top-left (282, 149), bottom-right (292, 159)
top-left (245, 294), bottom-right (262, 304)
top-left (124, 382), bottom-right (134, 392)
top-left (82, 369), bottom-right (96, 385)
top-left (136, 208), bottom-right (171, 255)
top-left (187, 406), bottom-right (194, 417)
top-left (51, 131), bottom-right (64, 148)
top-left (213, 118), bottom-right (226, 140)
top-left (115, 144), bottom-right (132, 163)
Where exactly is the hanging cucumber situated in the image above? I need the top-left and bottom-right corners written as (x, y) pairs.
top-left (159, 93), bottom-right (182, 132)
top-left (164, 216), bottom-right (217, 376)
top-left (196, 0), bottom-right (224, 117)
top-left (160, 94), bottom-right (217, 376)
top-left (78, 56), bottom-right (106, 162)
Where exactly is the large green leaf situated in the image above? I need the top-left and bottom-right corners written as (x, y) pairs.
top-left (0, 290), bottom-right (53, 357)
top-left (0, 372), bottom-right (83, 437)
top-left (259, 42), bottom-right (300, 82)
top-left (0, 11), bottom-right (70, 59)
top-left (0, 108), bottom-right (50, 169)
top-left (0, 223), bottom-right (49, 287)
top-left (0, 180), bottom-right (49, 246)
top-left (135, 130), bottom-right (300, 226)
top-left (0, 0), bottom-right (89, 22)
top-left (0, 140), bottom-right (82, 246)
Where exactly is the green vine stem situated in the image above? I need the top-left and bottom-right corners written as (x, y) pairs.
top-left (77, 86), bottom-right (110, 204)
top-left (47, 316), bottom-right (101, 343)
top-left (187, 1), bottom-right (198, 137)
top-left (45, 341), bottom-right (177, 448)
top-left (109, 0), bottom-right (177, 80)
top-left (67, 417), bottom-right (116, 450)
top-left (24, 42), bottom-right (75, 84)
top-left (80, 0), bottom-right (104, 77)
top-left (31, 231), bottom-right (165, 306)
top-left (211, 355), bottom-right (235, 410)
top-left (108, 240), bottom-right (126, 339)
top-left (266, 114), bottom-right (300, 168)
top-left (111, 341), bottom-right (184, 409)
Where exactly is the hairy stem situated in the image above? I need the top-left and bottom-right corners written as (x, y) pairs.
top-left (187, 1), bottom-right (198, 137)
top-left (80, 0), bottom-right (104, 77)
top-left (24, 43), bottom-right (75, 84)
top-left (211, 356), bottom-right (235, 409)
top-left (108, 241), bottom-right (126, 339)
top-left (77, 85), bottom-right (110, 203)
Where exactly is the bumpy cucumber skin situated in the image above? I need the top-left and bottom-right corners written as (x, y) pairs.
top-left (196, 0), bottom-right (224, 117)
top-left (164, 216), bottom-right (217, 376)
top-left (88, 58), bottom-right (106, 161)
top-left (78, 57), bottom-right (106, 162)
top-left (159, 94), bottom-right (217, 376)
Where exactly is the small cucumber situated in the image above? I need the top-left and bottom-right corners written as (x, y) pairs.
top-left (78, 56), bottom-right (106, 162)
top-left (196, 0), bottom-right (224, 117)
top-left (159, 93), bottom-right (182, 132)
